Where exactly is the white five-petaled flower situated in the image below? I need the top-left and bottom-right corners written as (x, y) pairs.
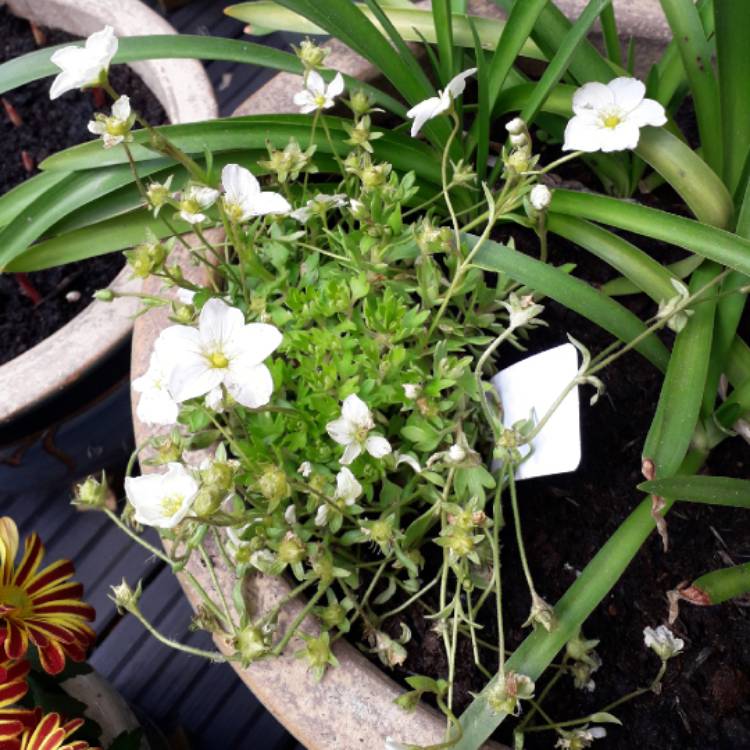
top-left (49, 25), bottom-right (118, 100)
top-left (563, 77), bottom-right (667, 153)
top-left (406, 68), bottom-right (477, 137)
top-left (290, 193), bottom-right (348, 224)
top-left (220, 164), bottom-right (291, 222)
top-left (178, 185), bottom-right (220, 225)
top-left (643, 625), bottom-right (684, 660)
top-left (334, 467), bottom-right (363, 506)
top-left (293, 71), bottom-right (345, 113)
top-left (155, 297), bottom-right (282, 409)
top-left (132, 348), bottom-right (180, 426)
top-left (555, 726), bottom-right (607, 749)
top-left (124, 462), bottom-right (198, 529)
top-left (87, 95), bottom-right (135, 148)
top-left (326, 394), bottom-right (392, 465)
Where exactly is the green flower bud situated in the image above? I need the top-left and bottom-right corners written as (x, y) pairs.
top-left (73, 472), bottom-right (111, 510)
top-left (295, 39), bottom-right (329, 70)
top-left (110, 578), bottom-right (142, 614)
top-left (278, 533), bottom-right (306, 565)
top-left (486, 672), bottom-right (535, 716)
top-left (235, 624), bottom-right (269, 664)
top-left (125, 240), bottom-right (167, 279)
top-left (93, 289), bottom-right (115, 302)
top-left (349, 89), bottom-right (375, 117)
top-left (257, 465), bottom-right (291, 507)
top-left (319, 602), bottom-right (347, 630)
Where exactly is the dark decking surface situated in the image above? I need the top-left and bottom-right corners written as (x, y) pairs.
top-left (1, 2), bottom-right (306, 748)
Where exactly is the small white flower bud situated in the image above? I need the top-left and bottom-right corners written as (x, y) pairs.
top-left (510, 132), bottom-right (528, 147)
top-left (403, 383), bottom-right (421, 399)
top-left (505, 117), bottom-right (526, 135)
top-left (529, 184), bottom-right (552, 211)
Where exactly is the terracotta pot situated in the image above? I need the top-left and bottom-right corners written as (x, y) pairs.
top-left (130, 4), bottom-right (671, 748)
top-left (0, 0), bottom-right (217, 426)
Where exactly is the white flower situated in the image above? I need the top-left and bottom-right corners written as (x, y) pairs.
top-left (314, 504), bottom-right (330, 527)
top-left (284, 504), bottom-right (297, 524)
top-left (87, 95), bottom-right (135, 148)
top-left (293, 70), bottom-right (345, 113)
top-left (156, 297), bottom-right (282, 409)
top-left (406, 68), bottom-right (477, 137)
top-left (178, 185), bottom-right (220, 225)
top-left (529, 184), bottom-right (552, 211)
top-left (643, 625), bottom-right (684, 660)
top-left (334, 467), bottom-right (362, 506)
top-left (402, 383), bottom-right (421, 399)
top-left (124, 463), bottom-right (198, 529)
top-left (556, 726), bottom-right (607, 749)
top-left (291, 193), bottom-right (348, 224)
top-left (298, 461), bottom-right (313, 478)
top-left (132, 349), bottom-right (179, 426)
top-left (326, 394), bottom-right (392, 465)
top-left (448, 443), bottom-right (467, 463)
top-left (563, 77), bottom-right (667, 153)
top-left (221, 164), bottom-right (291, 222)
top-left (49, 25), bottom-right (118, 100)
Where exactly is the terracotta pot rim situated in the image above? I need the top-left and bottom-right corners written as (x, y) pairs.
top-left (0, 0), bottom-right (218, 426)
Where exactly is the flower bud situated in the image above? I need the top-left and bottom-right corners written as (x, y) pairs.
top-left (278, 532), bottom-right (306, 565)
top-left (110, 578), bottom-right (142, 614)
top-left (235, 624), bottom-right (269, 665)
top-left (295, 39), bottom-right (329, 70)
top-left (94, 288), bottom-right (115, 302)
top-left (257, 465), bottom-right (291, 507)
top-left (509, 132), bottom-right (528, 147)
top-left (146, 176), bottom-right (173, 215)
top-left (73, 472), bottom-right (112, 511)
top-left (125, 240), bottom-right (167, 278)
top-left (529, 184), bottom-right (552, 211)
top-left (486, 671), bottom-right (535, 715)
top-left (349, 89), bottom-right (375, 117)
top-left (505, 117), bottom-right (526, 135)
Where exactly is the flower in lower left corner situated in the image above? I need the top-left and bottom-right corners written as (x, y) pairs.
top-left (17, 713), bottom-right (99, 750)
top-left (0, 518), bottom-right (95, 675)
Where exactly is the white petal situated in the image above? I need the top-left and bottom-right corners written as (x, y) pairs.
top-left (341, 441), bottom-right (363, 465)
top-left (306, 70), bottom-right (326, 95)
top-left (180, 210), bottom-right (205, 224)
top-left (112, 95), bottom-right (131, 120)
top-left (49, 70), bottom-right (80, 99)
top-left (226, 364), bottom-right (274, 408)
top-left (314, 504), bottom-right (329, 526)
top-left (365, 435), bottom-right (392, 458)
top-left (341, 394), bottom-right (373, 428)
top-left (204, 386), bottom-right (225, 412)
top-left (252, 191), bottom-right (292, 216)
top-left (562, 116), bottom-right (605, 152)
top-left (136, 390), bottom-right (179, 425)
top-left (599, 120), bottom-right (641, 152)
top-left (192, 186), bottom-right (220, 209)
top-left (87, 121), bottom-right (105, 135)
top-left (293, 91), bottom-right (317, 113)
top-left (85, 25), bottom-right (118, 65)
top-left (230, 322), bottom-right (282, 366)
top-left (334, 467), bottom-right (362, 505)
top-left (222, 163), bottom-right (259, 203)
top-left (327, 71), bottom-right (345, 98)
top-left (155, 324), bottom-right (202, 360)
top-left (326, 417), bottom-right (357, 447)
top-left (199, 298), bottom-right (245, 349)
top-left (169, 358), bottom-right (223, 402)
top-left (608, 77), bottom-right (645, 112)
top-left (396, 453), bottom-right (421, 473)
top-left (572, 81), bottom-right (614, 115)
top-left (406, 97), bottom-right (446, 137)
top-left (446, 67), bottom-right (477, 98)
top-left (629, 97), bottom-right (667, 128)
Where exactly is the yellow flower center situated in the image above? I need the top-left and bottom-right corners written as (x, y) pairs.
top-left (354, 426), bottom-right (370, 443)
top-left (0, 584), bottom-right (33, 618)
top-left (207, 350), bottom-right (229, 369)
top-left (314, 94), bottom-right (328, 109)
top-left (603, 114), bottom-right (621, 129)
top-left (160, 494), bottom-right (185, 518)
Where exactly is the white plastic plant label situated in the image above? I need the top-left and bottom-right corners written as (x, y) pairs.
top-left (490, 343), bottom-right (581, 481)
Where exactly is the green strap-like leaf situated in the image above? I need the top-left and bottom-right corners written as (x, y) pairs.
top-left (551, 190), bottom-right (747, 273)
top-left (0, 34), bottom-right (404, 115)
top-left (638, 475), bottom-right (750, 509)
top-left (467, 234), bottom-right (670, 371)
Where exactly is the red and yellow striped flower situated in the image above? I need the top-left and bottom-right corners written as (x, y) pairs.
top-left (0, 518), bottom-right (95, 675)
top-left (0, 648), bottom-right (37, 750)
top-left (15, 713), bottom-right (99, 750)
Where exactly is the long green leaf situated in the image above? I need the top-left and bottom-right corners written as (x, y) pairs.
top-left (550, 190), bottom-right (748, 274)
top-left (638, 475), bottom-right (750, 509)
top-left (0, 160), bottom-right (171, 271)
top-left (642, 262), bottom-right (719, 476)
top-left (226, 3), bottom-right (544, 59)
top-left (519, 0), bottom-right (612, 125)
top-left (432, 0), bottom-right (455, 82)
top-left (714, 1), bottom-right (750, 193)
top-left (0, 34), bottom-right (404, 115)
top-left (467, 235), bottom-right (670, 371)
top-left (599, 5), bottom-right (622, 66)
top-left (0, 171), bottom-right (70, 229)
top-left (690, 562), bottom-right (750, 605)
top-left (602, 255), bottom-right (703, 297)
top-left (39, 116), bottom-right (441, 184)
top-left (547, 214), bottom-right (676, 302)
top-left (659, 0), bottom-right (722, 172)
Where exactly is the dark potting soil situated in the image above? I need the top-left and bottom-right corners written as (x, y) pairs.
top-left (369, 162), bottom-right (750, 745)
top-left (0, 7), bottom-right (167, 366)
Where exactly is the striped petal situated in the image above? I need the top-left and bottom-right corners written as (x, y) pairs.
top-left (12, 536), bottom-right (44, 588)
top-left (25, 561), bottom-right (74, 597)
